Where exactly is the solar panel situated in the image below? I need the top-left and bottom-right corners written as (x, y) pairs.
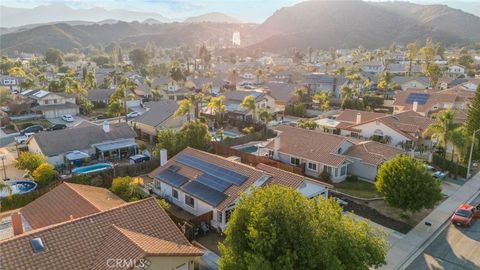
top-left (176, 154), bottom-right (248, 185)
top-left (196, 173), bottom-right (232, 192)
top-left (406, 93), bottom-right (430, 105)
top-left (181, 181), bottom-right (227, 206)
top-left (156, 170), bottom-right (189, 188)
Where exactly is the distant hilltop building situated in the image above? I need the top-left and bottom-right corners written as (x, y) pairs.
top-left (232, 31), bottom-right (241, 46)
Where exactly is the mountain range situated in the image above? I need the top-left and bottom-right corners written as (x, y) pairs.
top-left (1, 1), bottom-right (480, 54)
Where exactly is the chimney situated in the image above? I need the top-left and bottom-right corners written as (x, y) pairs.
top-left (102, 120), bottom-right (110, 133)
top-left (356, 112), bottom-right (362, 124)
top-left (273, 131), bottom-right (282, 160)
top-left (11, 212), bottom-right (24, 236)
top-left (413, 101), bottom-right (418, 112)
top-left (160, 149), bottom-right (168, 166)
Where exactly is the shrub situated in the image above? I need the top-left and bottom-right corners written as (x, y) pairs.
top-left (156, 198), bottom-right (171, 210)
top-left (32, 163), bottom-right (57, 188)
top-left (110, 176), bottom-right (137, 201)
top-left (319, 170), bottom-right (331, 182)
top-left (1, 192), bottom-right (39, 212)
top-left (242, 126), bottom-right (254, 134)
top-left (15, 152), bottom-right (46, 172)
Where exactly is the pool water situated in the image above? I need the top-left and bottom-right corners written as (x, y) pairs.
top-left (211, 130), bottom-right (240, 141)
top-left (72, 163), bottom-right (113, 175)
top-left (239, 146), bottom-right (259, 153)
top-left (0, 181), bottom-right (37, 198)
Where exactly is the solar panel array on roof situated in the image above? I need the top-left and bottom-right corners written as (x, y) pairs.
top-left (176, 154), bottom-right (248, 185)
top-left (181, 181), bottom-right (227, 206)
top-left (196, 173), bottom-right (232, 192)
top-left (167, 165), bottom-right (180, 173)
top-left (406, 93), bottom-right (430, 105)
top-left (156, 170), bottom-right (189, 188)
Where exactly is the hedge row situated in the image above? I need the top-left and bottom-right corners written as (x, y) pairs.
top-left (432, 153), bottom-right (468, 178)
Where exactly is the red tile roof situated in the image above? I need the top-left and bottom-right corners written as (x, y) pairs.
top-left (344, 141), bottom-right (404, 166)
top-left (335, 109), bottom-right (386, 124)
top-left (265, 125), bottom-right (351, 167)
top-left (0, 198), bottom-right (203, 270)
top-left (256, 163), bottom-right (332, 188)
top-left (20, 182), bottom-right (125, 230)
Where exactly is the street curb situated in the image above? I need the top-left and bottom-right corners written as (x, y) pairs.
top-left (398, 187), bottom-right (480, 270)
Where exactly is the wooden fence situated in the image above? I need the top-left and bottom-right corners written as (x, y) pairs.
top-left (211, 142), bottom-right (304, 175)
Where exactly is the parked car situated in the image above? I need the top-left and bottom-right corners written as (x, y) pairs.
top-left (127, 111), bottom-right (141, 118)
top-left (432, 171), bottom-right (446, 180)
top-left (62, 114), bottom-right (74, 122)
top-left (20, 125), bottom-right (44, 135)
top-left (47, 124), bottom-right (67, 131)
top-left (14, 132), bottom-right (34, 144)
top-left (1, 106), bottom-right (9, 112)
top-left (451, 204), bottom-right (477, 227)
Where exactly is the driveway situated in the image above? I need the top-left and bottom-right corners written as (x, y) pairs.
top-left (406, 194), bottom-right (480, 270)
top-left (48, 116), bottom-right (89, 127)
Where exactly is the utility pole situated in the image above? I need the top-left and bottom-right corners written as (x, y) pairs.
top-left (467, 129), bottom-right (480, 179)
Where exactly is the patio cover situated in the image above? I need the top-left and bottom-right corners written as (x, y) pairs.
top-left (65, 151), bottom-right (89, 161)
top-left (95, 140), bottom-right (137, 152)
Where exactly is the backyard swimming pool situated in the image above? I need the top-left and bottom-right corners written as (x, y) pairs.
top-left (72, 163), bottom-right (113, 175)
top-left (238, 145), bottom-right (259, 153)
top-left (211, 130), bottom-right (241, 141)
top-left (0, 180), bottom-right (37, 198)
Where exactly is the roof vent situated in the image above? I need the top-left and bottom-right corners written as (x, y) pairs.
top-left (31, 237), bottom-right (46, 253)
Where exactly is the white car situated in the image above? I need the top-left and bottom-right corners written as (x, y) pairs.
top-left (62, 114), bottom-right (74, 122)
top-left (14, 132), bottom-right (34, 144)
top-left (127, 111), bottom-right (141, 118)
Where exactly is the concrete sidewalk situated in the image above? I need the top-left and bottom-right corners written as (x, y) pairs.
top-left (379, 172), bottom-right (480, 270)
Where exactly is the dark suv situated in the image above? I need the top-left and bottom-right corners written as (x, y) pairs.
top-left (47, 124), bottom-right (67, 131)
top-left (20, 125), bottom-right (44, 135)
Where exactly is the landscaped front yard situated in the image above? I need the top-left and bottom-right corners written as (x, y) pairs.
top-left (334, 180), bottom-right (380, 199)
top-left (13, 119), bottom-right (52, 130)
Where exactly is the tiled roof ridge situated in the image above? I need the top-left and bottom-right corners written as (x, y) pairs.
top-left (63, 182), bottom-right (104, 212)
top-left (0, 197), bottom-right (157, 244)
top-left (114, 226), bottom-right (203, 256)
top-left (277, 125), bottom-right (352, 147)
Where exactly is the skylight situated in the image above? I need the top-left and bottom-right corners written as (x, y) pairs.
top-left (31, 237), bottom-right (46, 253)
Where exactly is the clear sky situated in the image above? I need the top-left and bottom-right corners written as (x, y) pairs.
top-left (1, 0), bottom-right (477, 22)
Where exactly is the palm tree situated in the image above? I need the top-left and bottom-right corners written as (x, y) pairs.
top-left (340, 85), bottom-right (354, 101)
top-left (378, 71), bottom-right (392, 99)
top-left (312, 92), bottom-right (330, 111)
top-left (174, 98), bottom-right (194, 122)
top-left (258, 108), bottom-right (273, 136)
top-left (449, 126), bottom-right (469, 178)
top-left (151, 89), bottom-right (161, 101)
top-left (240, 95), bottom-right (257, 122)
top-left (423, 109), bottom-right (457, 168)
top-left (207, 95), bottom-right (226, 122)
top-left (294, 87), bottom-right (308, 103)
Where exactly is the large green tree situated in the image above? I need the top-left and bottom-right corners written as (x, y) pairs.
top-left (423, 109), bottom-right (457, 160)
top-left (240, 95), bottom-right (257, 122)
top-left (45, 48), bottom-right (64, 67)
top-left (180, 120), bottom-right (212, 151)
top-left (376, 155), bottom-right (442, 213)
top-left (219, 185), bottom-right (387, 270)
top-left (466, 85), bottom-right (480, 136)
top-left (129, 48), bottom-right (149, 67)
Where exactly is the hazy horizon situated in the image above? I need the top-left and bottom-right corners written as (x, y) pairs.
top-left (1, 0), bottom-right (479, 23)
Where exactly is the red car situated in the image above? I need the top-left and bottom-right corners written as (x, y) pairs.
top-left (451, 204), bottom-right (476, 227)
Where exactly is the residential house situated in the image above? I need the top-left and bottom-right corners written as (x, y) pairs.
top-left (87, 88), bottom-right (115, 105)
top-left (264, 81), bottom-right (296, 114)
top-left (361, 61), bottom-right (385, 74)
top-left (265, 125), bottom-right (403, 182)
top-left (223, 90), bottom-right (276, 121)
top-left (27, 122), bottom-right (137, 166)
top-left (149, 147), bottom-right (331, 231)
top-left (185, 76), bottom-right (227, 95)
top-left (131, 100), bottom-right (186, 143)
top-left (0, 76), bottom-right (22, 91)
top-left (448, 64), bottom-right (466, 77)
top-left (20, 89), bottom-right (79, 119)
top-left (392, 76), bottom-right (430, 90)
top-left (337, 109), bottom-right (433, 148)
top-left (305, 73), bottom-right (348, 98)
top-left (0, 194), bottom-right (203, 270)
top-left (386, 63), bottom-right (422, 76)
top-left (392, 88), bottom-right (469, 116)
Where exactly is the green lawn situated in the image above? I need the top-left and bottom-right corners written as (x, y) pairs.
top-left (334, 180), bottom-right (380, 199)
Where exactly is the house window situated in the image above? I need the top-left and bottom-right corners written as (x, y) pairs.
top-left (217, 211), bottom-right (223, 223)
top-left (154, 180), bottom-right (161, 190)
top-left (53, 99), bottom-right (58, 104)
top-left (341, 165), bottom-right (347, 176)
top-left (225, 209), bottom-right (234, 223)
top-left (307, 162), bottom-right (317, 171)
top-left (172, 189), bottom-right (179, 200)
top-left (334, 168), bottom-right (338, 177)
top-left (268, 150), bottom-right (274, 157)
top-left (337, 147), bottom-right (342, 154)
top-left (185, 195), bottom-right (195, 208)
top-left (324, 165), bottom-right (332, 175)
top-left (290, 157), bottom-right (300, 165)
top-left (44, 100), bottom-right (49, 105)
